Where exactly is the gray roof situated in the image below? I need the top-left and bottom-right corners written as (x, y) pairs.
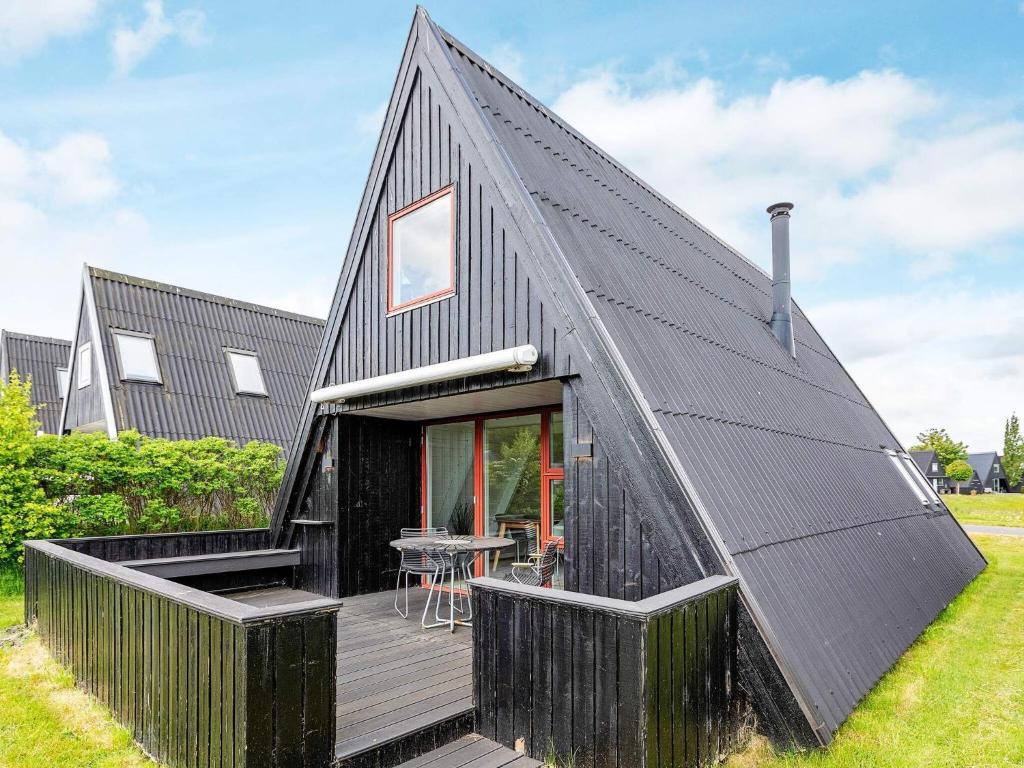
top-left (438, 22), bottom-right (984, 740)
top-left (67, 266), bottom-right (324, 447)
top-left (0, 331), bottom-right (71, 434)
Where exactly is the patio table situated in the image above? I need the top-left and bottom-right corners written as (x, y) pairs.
top-left (389, 535), bottom-right (514, 632)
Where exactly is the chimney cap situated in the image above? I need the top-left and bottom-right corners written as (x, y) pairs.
top-left (767, 202), bottom-right (794, 217)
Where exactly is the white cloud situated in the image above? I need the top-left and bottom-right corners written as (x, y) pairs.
top-left (551, 66), bottom-right (1024, 451)
top-left (112, 0), bottom-right (207, 77)
top-left (550, 68), bottom-right (1024, 278)
top-left (487, 42), bottom-right (526, 84)
top-left (809, 288), bottom-right (1024, 450)
top-left (0, 0), bottom-right (99, 61)
top-left (38, 132), bottom-right (119, 204)
top-left (0, 128), bottom-right (142, 339)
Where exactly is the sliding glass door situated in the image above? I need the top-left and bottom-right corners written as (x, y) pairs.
top-left (425, 421), bottom-right (475, 535)
top-left (422, 408), bottom-right (565, 586)
top-left (484, 414), bottom-right (542, 575)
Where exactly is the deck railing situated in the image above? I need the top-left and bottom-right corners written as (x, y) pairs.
top-left (24, 537), bottom-right (342, 768)
top-left (470, 574), bottom-right (739, 768)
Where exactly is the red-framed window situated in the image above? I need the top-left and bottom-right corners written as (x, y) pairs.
top-left (386, 185), bottom-right (456, 314)
top-left (420, 406), bottom-right (565, 580)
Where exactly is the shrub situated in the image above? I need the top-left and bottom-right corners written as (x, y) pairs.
top-left (0, 371), bottom-right (285, 565)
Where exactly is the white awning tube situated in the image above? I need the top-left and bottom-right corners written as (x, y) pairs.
top-left (309, 344), bottom-right (539, 404)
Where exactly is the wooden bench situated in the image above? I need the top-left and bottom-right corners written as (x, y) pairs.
top-left (119, 548), bottom-right (301, 579)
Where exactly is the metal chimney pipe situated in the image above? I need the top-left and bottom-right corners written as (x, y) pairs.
top-left (767, 202), bottom-right (796, 357)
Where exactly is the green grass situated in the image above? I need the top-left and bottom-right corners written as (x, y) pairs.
top-left (1, 535), bottom-right (1021, 768)
top-left (944, 493), bottom-right (1024, 529)
top-left (0, 566), bottom-right (157, 768)
top-left (728, 533), bottom-right (1024, 768)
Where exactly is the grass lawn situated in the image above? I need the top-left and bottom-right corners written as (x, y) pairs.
top-left (0, 535), bottom-right (1021, 767)
top-left (728, 533), bottom-right (1024, 768)
top-left (944, 493), bottom-right (1024, 529)
top-left (0, 568), bottom-right (156, 768)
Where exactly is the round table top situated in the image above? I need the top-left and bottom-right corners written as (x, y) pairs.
top-left (389, 535), bottom-right (516, 552)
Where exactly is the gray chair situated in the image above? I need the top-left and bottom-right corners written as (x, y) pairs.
top-left (504, 538), bottom-right (559, 588)
top-left (394, 527), bottom-right (449, 618)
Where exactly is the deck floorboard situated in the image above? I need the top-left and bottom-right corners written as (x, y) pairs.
top-left (334, 588), bottom-right (474, 762)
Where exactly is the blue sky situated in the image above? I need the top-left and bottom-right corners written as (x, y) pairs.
top-left (1, 1), bottom-right (1022, 449)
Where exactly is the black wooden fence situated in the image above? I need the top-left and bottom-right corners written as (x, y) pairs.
top-left (471, 574), bottom-right (739, 768)
top-left (24, 539), bottom-right (342, 768)
top-left (54, 528), bottom-right (273, 562)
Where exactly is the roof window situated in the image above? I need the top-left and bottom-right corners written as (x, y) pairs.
top-left (113, 331), bottom-right (161, 383)
top-left (226, 350), bottom-right (268, 396)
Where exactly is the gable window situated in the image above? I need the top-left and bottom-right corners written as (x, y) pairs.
top-left (77, 343), bottom-right (91, 388)
top-left (226, 350), bottom-right (268, 396)
top-left (387, 185), bottom-right (455, 313)
top-left (56, 367), bottom-right (69, 398)
top-left (931, 462), bottom-right (939, 473)
top-left (113, 331), bottom-right (161, 383)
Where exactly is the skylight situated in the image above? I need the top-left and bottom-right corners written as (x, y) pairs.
top-left (114, 332), bottom-right (161, 383)
top-left (387, 186), bottom-right (455, 312)
top-left (56, 367), bottom-right (69, 398)
top-left (888, 450), bottom-right (937, 506)
top-left (226, 350), bottom-right (267, 396)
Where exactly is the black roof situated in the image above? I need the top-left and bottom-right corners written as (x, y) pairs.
top-left (437, 20), bottom-right (984, 739)
top-left (0, 330), bottom-right (71, 434)
top-left (909, 449), bottom-right (945, 479)
top-left (63, 266), bottom-right (324, 447)
top-left (273, 8), bottom-right (985, 745)
top-left (968, 451), bottom-right (1002, 483)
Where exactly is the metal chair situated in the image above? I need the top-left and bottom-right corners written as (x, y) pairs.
top-left (504, 538), bottom-right (559, 588)
top-left (394, 527), bottom-right (449, 618)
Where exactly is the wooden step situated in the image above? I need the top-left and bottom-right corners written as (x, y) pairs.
top-left (393, 734), bottom-right (542, 768)
top-left (119, 548), bottom-right (300, 578)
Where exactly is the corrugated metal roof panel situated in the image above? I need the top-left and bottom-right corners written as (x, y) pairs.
top-left (87, 268), bottom-right (324, 447)
top-left (439, 30), bottom-right (986, 740)
top-left (0, 330), bottom-right (72, 434)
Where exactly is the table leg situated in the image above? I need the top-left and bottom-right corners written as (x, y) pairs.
top-left (492, 522), bottom-right (507, 570)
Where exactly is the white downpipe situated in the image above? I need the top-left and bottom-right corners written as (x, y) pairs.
top-left (309, 344), bottom-right (539, 404)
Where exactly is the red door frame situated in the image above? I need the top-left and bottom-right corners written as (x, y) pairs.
top-left (420, 405), bottom-right (564, 580)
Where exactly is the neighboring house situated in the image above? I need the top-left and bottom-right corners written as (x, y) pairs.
top-left (0, 330), bottom-right (72, 434)
top-left (59, 265), bottom-right (325, 448)
top-left (270, 8), bottom-right (984, 751)
top-left (968, 451), bottom-right (1008, 492)
top-left (910, 449), bottom-right (949, 493)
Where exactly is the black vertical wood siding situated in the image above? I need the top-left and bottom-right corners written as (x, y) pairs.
top-left (563, 383), bottom-right (704, 600)
top-left (318, 60), bottom-right (573, 417)
top-left (471, 576), bottom-right (738, 768)
top-left (336, 415), bottom-right (420, 596)
top-left (24, 541), bottom-right (339, 768)
top-left (288, 414), bottom-right (420, 598)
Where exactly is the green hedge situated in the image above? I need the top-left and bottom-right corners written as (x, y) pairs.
top-left (1, 372), bottom-right (283, 566)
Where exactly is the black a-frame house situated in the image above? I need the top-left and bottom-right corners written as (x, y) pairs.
top-left (270, 7), bottom-right (984, 753)
top-left (24, 9), bottom-right (986, 768)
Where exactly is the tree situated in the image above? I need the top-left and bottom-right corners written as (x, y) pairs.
top-left (945, 459), bottom-right (974, 494)
top-left (910, 428), bottom-right (968, 471)
top-left (1004, 414), bottom-right (1024, 490)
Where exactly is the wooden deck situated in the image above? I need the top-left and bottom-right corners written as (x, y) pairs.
top-left (230, 585), bottom-right (477, 765)
top-left (334, 587), bottom-right (474, 763)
